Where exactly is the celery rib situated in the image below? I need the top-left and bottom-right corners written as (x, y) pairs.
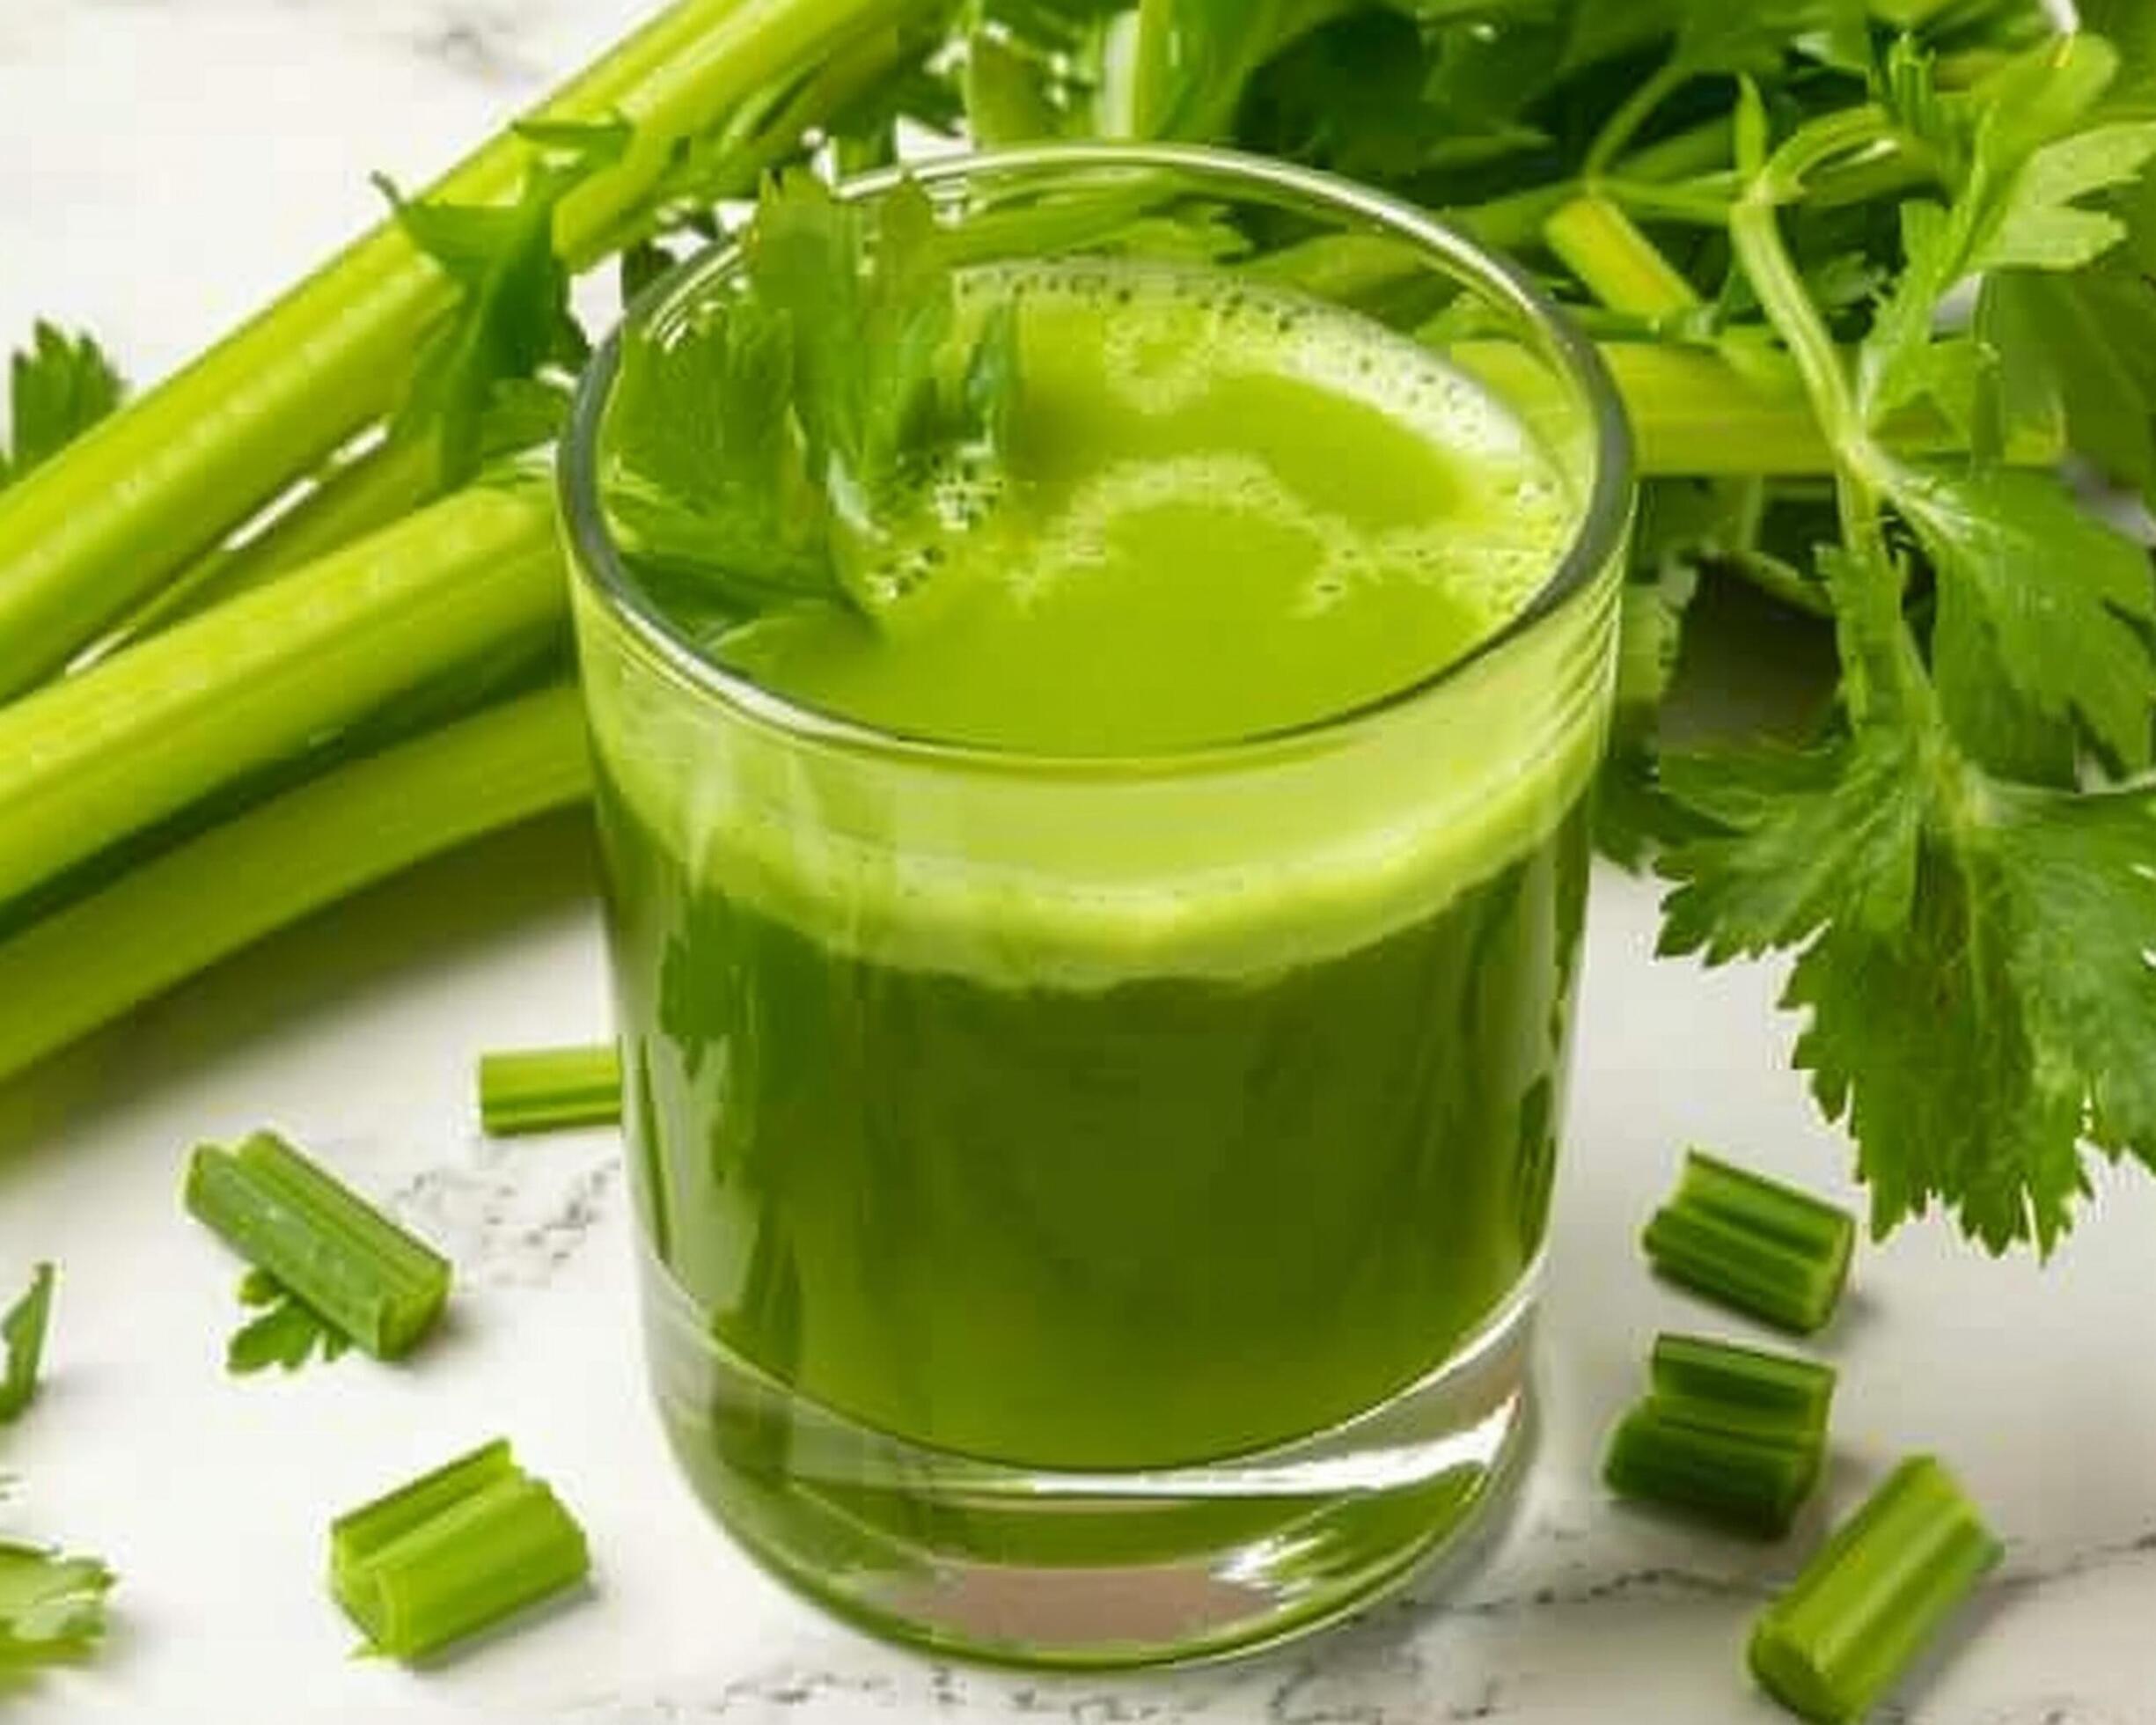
top-left (0, 682), bottom-right (589, 1084)
top-left (0, 482), bottom-right (564, 922)
top-left (0, 0), bottom-right (905, 699)
top-left (1544, 195), bottom-right (1703, 321)
top-left (331, 1439), bottom-right (590, 1661)
top-left (185, 1133), bottom-right (451, 1359)
top-left (1750, 1457), bottom-right (2001, 1722)
top-left (101, 435), bottom-right (443, 651)
top-left (1651, 1332), bottom-right (1837, 1442)
top-left (1604, 1406), bottom-right (1822, 1538)
top-left (1643, 1150), bottom-right (1856, 1333)
top-left (478, 1045), bottom-right (624, 1136)
top-left (1604, 1332), bottom-right (1836, 1538)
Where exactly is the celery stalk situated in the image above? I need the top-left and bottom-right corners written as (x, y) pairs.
top-left (1604, 1333), bottom-right (1835, 1537)
top-left (1651, 1332), bottom-right (1837, 1442)
top-left (185, 1133), bottom-right (451, 1359)
top-left (331, 1439), bottom-right (590, 1661)
top-left (101, 436), bottom-right (443, 650)
top-left (478, 1046), bottom-right (624, 1136)
top-left (0, 482), bottom-right (564, 922)
top-left (1544, 195), bottom-right (1704, 320)
top-left (0, 0), bottom-right (906, 698)
top-left (1604, 1405), bottom-right (1821, 1538)
top-left (1750, 1457), bottom-right (2001, 1722)
top-left (0, 683), bottom-right (588, 1083)
top-left (1643, 1150), bottom-right (1856, 1333)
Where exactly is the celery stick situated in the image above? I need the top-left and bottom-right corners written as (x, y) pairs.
top-left (101, 436), bottom-right (441, 650)
top-left (331, 1440), bottom-right (589, 1661)
top-left (478, 1046), bottom-right (624, 1136)
top-left (1750, 1457), bottom-right (2001, 1722)
top-left (0, 683), bottom-right (588, 1084)
top-left (1651, 1333), bottom-right (1837, 1442)
top-left (1644, 1150), bottom-right (1856, 1333)
top-left (1544, 195), bottom-right (1704, 320)
top-left (0, 0), bottom-right (907, 698)
top-left (1604, 1404), bottom-right (1821, 1538)
top-left (0, 481), bottom-right (564, 921)
top-left (185, 1133), bottom-right (451, 1359)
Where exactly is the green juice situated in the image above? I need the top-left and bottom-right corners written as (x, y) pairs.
top-left (576, 253), bottom-right (1612, 1648)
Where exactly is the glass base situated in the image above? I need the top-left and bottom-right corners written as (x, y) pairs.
top-left (640, 1256), bottom-right (1538, 1669)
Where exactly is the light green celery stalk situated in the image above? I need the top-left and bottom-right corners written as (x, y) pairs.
top-left (0, 482), bottom-right (562, 921)
top-left (0, 683), bottom-right (587, 1083)
top-left (0, 0), bottom-right (909, 699)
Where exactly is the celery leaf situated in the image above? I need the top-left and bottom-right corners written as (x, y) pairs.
top-left (1889, 464), bottom-right (2156, 770)
top-left (0, 326), bottom-right (123, 493)
top-left (0, 1264), bottom-right (54, 1423)
top-left (603, 171), bottom-right (1021, 619)
top-left (378, 118), bottom-right (630, 486)
top-left (0, 1544), bottom-right (114, 1669)
top-left (225, 1268), bottom-right (350, 1376)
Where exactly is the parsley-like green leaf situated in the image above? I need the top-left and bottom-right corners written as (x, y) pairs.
top-left (1889, 463), bottom-right (2156, 770)
top-left (1860, 36), bottom-right (2144, 427)
top-left (1969, 120), bottom-right (2156, 274)
top-left (1659, 721), bottom-right (1926, 963)
top-left (378, 117), bottom-right (629, 486)
top-left (225, 1268), bottom-right (351, 1377)
top-left (604, 171), bottom-right (1021, 620)
top-left (0, 1544), bottom-right (114, 1670)
top-left (1979, 259), bottom-right (2156, 506)
top-left (0, 325), bottom-right (123, 493)
top-left (1783, 779), bottom-right (2156, 1251)
top-left (0, 1264), bottom-right (54, 1424)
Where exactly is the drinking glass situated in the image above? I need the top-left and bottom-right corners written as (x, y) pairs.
top-left (561, 142), bottom-right (1632, 1668)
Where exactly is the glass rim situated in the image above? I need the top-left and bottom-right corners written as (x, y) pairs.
top-left (559, 141), bottom-right (1634, 773)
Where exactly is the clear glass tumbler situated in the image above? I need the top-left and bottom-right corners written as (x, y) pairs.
top-left (561, 143), bottom-right (1632, 1668)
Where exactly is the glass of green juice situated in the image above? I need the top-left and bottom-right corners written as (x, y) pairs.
top-left (561, 143), bottom-right (1632, 1668)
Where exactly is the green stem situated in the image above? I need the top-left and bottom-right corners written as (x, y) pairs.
top-left (1642, 1149), bottom-right (1856, 1334)
top-left (0, 482), bottom-right (563, 921)
top-left (1651, 1332), bottom-right (1837, 1441)
top-left (332, 1439), bottom-right (590, 1661)
top-left (479, 1045), bottom-right (625, 1136)
top-left (1586, 60), bottom-right (1688, 178)
top-left (1750, 1457), bottom-right (2001, 1722)
top-left (1454, 341), bottom-right (1837, 476)
top-left (101, 437), bottom-right (443, 651)
top-left (0, 682), bottom-right (589, 1085)
top-left (0, 0), bottom-right (899, 700)
top-left (1604, 1403), bottom-right (1822, 1538)
top-left (185, 1131), bottom-right (451, 1359)
top-left (1544, 195), bottom-right (1703, 319)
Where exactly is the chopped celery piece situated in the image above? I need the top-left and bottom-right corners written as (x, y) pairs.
top-left (1651, 1332), bottom-right (1837, 1442)
top-left (1750, 1457), bottom-right (2001, 1722)
top-left (1644, 1150), bottom-right (1855, 1333)
top-left (331, 1439), bottom-right (590, 1661)
top-left (1604, 1404), bottom-right (1822, 1538)
top-left (478, 1044), bottom-right (623, 1135)
top-left (1605, 1332), bottom-right (1835, 1537)
top-left (0, 1263), bottom-right (54, 1422)
top-left (184, 1132), bottom-right (450, 1360)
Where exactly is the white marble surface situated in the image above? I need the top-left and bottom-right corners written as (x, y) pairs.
top-left (4, 4), bottom-right (2156, 1721)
